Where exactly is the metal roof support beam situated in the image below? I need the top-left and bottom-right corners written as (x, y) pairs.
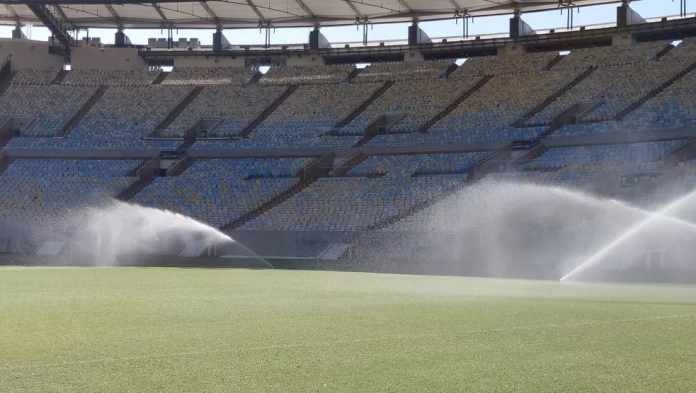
top-left (199, 1), bottom-right (221, 28)
top-left (294, 0), bottom-right (316, 20)
top-left (5, 4), bottom-right (20, 25)
top-left (5, 4), bottom-right (25, 39)
top-left (104, 4), bottom-right (122, 29)
top-left (151, 2), bottom-right (170, 25)
top-left (396, 0), bottom-right (413, 13)
top-left (26, 3), bottom-right (74, 51)
top-left (341, 0), bottom-right (363, 18)
top-left (449, 0), bottom-right (462, 12)
top-left (53, 4), bottom-right (69, 22)
top-left (245, 0), bottom-right (266, 22)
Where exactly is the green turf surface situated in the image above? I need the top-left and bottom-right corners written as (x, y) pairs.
top-left (2, 267), bottom-right (696, 392)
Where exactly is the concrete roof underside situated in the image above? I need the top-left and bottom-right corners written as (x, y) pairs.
top-left (0, 0), bottom-right (623, 29)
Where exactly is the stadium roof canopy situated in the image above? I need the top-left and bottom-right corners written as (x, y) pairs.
top-left (0, 0), bottom-right (622, 30)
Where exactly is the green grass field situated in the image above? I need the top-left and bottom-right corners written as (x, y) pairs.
top-left (2, 267), bottom-right (696, 392)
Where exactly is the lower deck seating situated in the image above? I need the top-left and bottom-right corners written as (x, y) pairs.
top-left (0, 159), bottom-right (139, 227)
top-left (242, 153), bottom-right (482, 231)
top-left (0, 85), bottom-right (95, 136)
top-left (246, 83), bottom-right (381, 147)
top-left (62, 70), bottom-right (160, 86)
top-left (8, 86), bottom-right (190, 150)
top-left (162, 85), bottom-right (285, 137)
top-left (349, 152), bottom-right (490, 176)
top-left (3, 42), bottom-right (696, 237)
top-left (10, 69), bottom-right (60, 86)
top-left (525, 141), bottom-right (683, 169)
top-left (132, 158), bottom-right (309, 228)
top-left (240, 174), bottom-right (468, 231)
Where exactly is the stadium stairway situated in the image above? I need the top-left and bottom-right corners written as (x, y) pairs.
top-left (0, 152), bottom-right (12, 175)
top-left (441, 63), bottom-right (459, 79)
top-left (353, 114), bottom-right (408, 147)
top-left (655, 43), bottom-right (676, 61)
top-left (50, 69), bottom-right (69, 85)
top-left (61, 85), bottom-right (108, 136)
top-left (174, 123), bottom-right (199, 153)
top-left (512, 143), bottom-right (549, 163)
top-left (239, 84), bottom-right (298, 138)
top-left (220, 155), bottom-right (334, 231)
top-left (331, 152), bottom-right (369, 176)
top-left (346, 67), bottom-right (364, 82)
top-left (363, 175), bottom-right (473, 232)
top-left (0, 117), bottom-right (14, 174)
top-left (539, 101), bottom-right (604, 139)
top-left (151, 71), bottom-right (169, 85)
top-left (513, 66), bottom-right (598, 127)
top-left (544, 54), bottom-right (566, 71)
top-left (615, 60), bottom-right (696, 121)
top-left (417, 75), bottom-right (494, 133)
top-left (665, 138), bottom-right (696, 163)
top-left (468, 150), bottom-right (518, 181)
top-left (117, 157), bottom-right (161, 201)
top-left (334, 81), bottom-right (394, 131)
top-left (165, 155), bottom-right (195, 176)
top-left (246, 71), bottom-right (263, 85)
top-left (353, 126), bottom-right (379, 147)
top-left (0, 59), bottom-right (13, 95)
top-left (506, 102), bottom-right (602, 163)
top-left (152, 86), bottom-right (205, 136)
top-left (0, 118), bottom-right (17, 148)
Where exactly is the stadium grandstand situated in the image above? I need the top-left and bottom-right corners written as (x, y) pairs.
top-left (6, 1), bottom-right (696, 392)
top-left (0, 0), bottom-right (695, 269)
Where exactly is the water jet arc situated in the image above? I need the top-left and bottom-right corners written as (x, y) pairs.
top-left (560, 188), bottom-right (696, 282)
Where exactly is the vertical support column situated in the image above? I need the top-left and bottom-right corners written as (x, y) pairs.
top-left (167, 26), bottom-right (174, 49)
top-left (309, 26), bottom-right (330, 50)
top-left (617, 0), bottom-right (645, 27)
top-left (213, 27), bottom-right (226, 52)
top-left (12, 25), bottom-right (26, 40)
top-left (115, 29), bottom-right (131, 47)
top-left (408, 21), bottom-right (431, 46)
top-left (362, 20), bottom-right (368, 46)
top-left (462, 14), bottom-right (471, 39)
top-left (509, 9), bottom-right (535, 39)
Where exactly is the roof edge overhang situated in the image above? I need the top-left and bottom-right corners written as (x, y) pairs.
top-left (0, 0), bottom-right (625, 30)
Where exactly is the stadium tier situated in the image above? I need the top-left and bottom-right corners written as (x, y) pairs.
top-left (7, 3), bottom-right (696, 392)
top-left (3, 21), bottom-right (696, 260)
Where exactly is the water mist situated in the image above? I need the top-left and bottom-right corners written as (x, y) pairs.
top-left (357, 181), bottom-right (696, 282)
top-left (59, 200), bottom-right (265, 266)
